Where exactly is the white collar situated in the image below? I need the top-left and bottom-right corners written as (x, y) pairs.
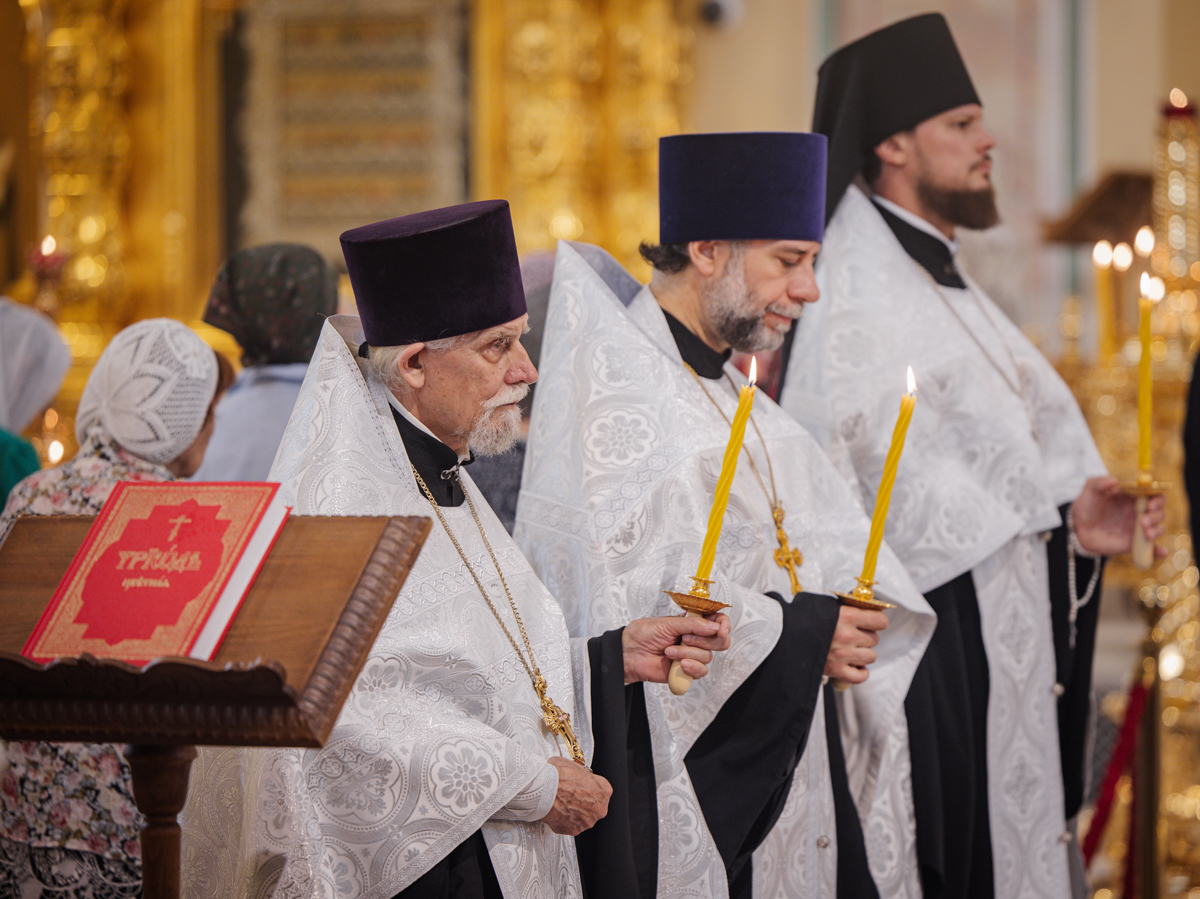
top-left (871, 194), bottom-right (961, 256)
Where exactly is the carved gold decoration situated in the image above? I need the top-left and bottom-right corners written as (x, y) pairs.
top-left (1060, 96), bottom-right (1200, 893)
top-left (15, 1), bottom-right (231, 463)
top-left (24, 0), bottom-right (131, 318)
top-left (1153, 94), bottom-right (1200, 285)
top-left (1060, 343), bottom-right (1190, 896)
top-left (472, 0), bottom-right (689, 274)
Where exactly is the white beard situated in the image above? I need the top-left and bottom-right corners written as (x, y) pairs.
top-left (465, 384), bottom-right (528, 456)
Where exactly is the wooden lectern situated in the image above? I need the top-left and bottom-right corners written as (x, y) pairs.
top-left (0, 513), bottom-right (431, 899)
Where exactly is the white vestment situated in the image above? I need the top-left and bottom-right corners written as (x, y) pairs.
top-left (782, 185), bottom-right (1108, 898)
top-left (181, 317), bottom-right (593, 899)
top-left (515, 242), bottom-right (934, 898)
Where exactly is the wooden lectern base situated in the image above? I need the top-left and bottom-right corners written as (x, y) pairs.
top-left (126, 745), bottom-right (197, 899)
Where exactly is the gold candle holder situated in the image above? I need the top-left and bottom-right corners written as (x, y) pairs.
top-left (829, 578), bottom-right (896, 691)
top-left (663, 576), bottom-right (731, 696)
top-left (1121, 471), bottom-right (1167, 570)
top-left (833, 577), bottom-right (897, 612)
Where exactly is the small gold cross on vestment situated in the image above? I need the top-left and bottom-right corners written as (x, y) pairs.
top-left (771, 504), bottom-right (803, 595)
top-left (534, 673), bottom-right (585, 765)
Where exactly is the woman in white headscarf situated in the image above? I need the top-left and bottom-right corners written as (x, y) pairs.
top-left (0, 297), bottom-right (71, 503)
top-left (0, 318), bottom-right (231, 899)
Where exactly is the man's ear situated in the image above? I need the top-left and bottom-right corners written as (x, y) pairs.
top-left (874, 134), bottom-right (909, 169)
top-left (688, 240), bottom-right (724, 277)
top-left (396, 342), bottom-right (427, 390)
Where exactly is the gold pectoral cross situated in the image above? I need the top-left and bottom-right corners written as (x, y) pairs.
top-left (534, 672), bottom-right (585, 765)
top-left (771, 504), bottom-right (803, 595)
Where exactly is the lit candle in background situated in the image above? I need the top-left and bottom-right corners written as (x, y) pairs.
top-left (1112, 241), bottom-right (1133, 346)
top-left (1135, 225), bottom-right (1156, 259)
top-left (1093, 241), bottom-right (1117, 361)
top-left (1113, 241), bottom-right (1133, 272)
top-left (695, 356), bottom-right (756, 581)
top-left (1137, 273), bottom-right (1164, 471)
top-left (860, 366), bottom-right (917, 585)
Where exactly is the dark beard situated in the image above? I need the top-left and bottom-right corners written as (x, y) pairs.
top-left (713, 309), bottom-right (770, 352)
top-left (916, 182), bottom-right (1000, 230)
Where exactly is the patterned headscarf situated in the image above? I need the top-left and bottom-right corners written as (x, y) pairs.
top-left (75, 318), bottom-right (218, 464)
top-left (0, 297), bottom-right (71, 432)
top-left (204, 244), bottom-right (338, 366)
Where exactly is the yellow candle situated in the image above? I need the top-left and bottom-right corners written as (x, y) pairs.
top-left (861, 367), bottom-right (917, 585)
top-left (1092, 241), bottom-right (1117, 361)
top-left (696, 358), bottom-right (756, 580)
top-left (1137, 273), bottom-right (1161, 471)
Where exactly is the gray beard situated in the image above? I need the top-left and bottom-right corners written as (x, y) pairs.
top-left (467, 406), bottom-right (523, 456)
top-left (704, 254), bottom-right (795, 353)
top-left (463, 384), bottom-right (529, 456)
top-left (916, 181), bottom-right (1000, 231)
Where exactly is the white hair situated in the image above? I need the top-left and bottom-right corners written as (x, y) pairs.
top-left (362, 332), bottom-right (474, 395)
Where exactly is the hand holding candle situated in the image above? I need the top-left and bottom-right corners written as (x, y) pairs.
top-left (669, 358), bottom-right (756, 696)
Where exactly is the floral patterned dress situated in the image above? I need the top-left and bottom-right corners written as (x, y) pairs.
top-left (0, 428), bottom-right (176, 898)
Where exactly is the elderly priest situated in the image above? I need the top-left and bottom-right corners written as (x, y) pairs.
top-left (515, 132), bottom-right (935, 899)
top-left (180, 200), bottom-right (730, 899)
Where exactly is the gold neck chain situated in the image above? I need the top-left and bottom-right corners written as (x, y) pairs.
top-left (684, 364), bottom-right (804, 594)
top-left (411, 465), bottom-right (585, 765)
top-left (917, 265), bottom-right (1040, 444)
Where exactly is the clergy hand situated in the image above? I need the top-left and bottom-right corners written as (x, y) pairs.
top-left (825, 606), bottom-right (888, 684)
top-left (541, 757), bottom-right (612, 835)
top-left (622, 614), bottom-right (731, 685)
top-left (1071, 476), bottom-right (1166, 557)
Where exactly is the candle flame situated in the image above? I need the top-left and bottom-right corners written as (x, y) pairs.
top-left (1170, 87), bottom-right (1189, 109)
top-left (40, 235), bottom-right (56, 256)
top-left (1141, 272), bottom-right (1165, 301)
top-left (1092, 240), bottom-right (1113, 267)
top-left (906, 365), bottom-right (917, 395)
top-left (1112, 242), bottom-right (1133, 272)
top-left (1135, 225), bottom-right (1155, 257)
top-left (748, 356), bottom-right (757, 386)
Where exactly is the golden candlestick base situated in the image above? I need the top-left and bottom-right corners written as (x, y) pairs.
top-left (1120, 471), bottom-right (1167, 570)
top-left (833, 578), bottom-right (897, 612)
top-left (663, 576), bottom-right (731, 696)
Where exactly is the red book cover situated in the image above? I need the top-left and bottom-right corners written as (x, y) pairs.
top-left (23, 482), bottom-right (290, 666)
